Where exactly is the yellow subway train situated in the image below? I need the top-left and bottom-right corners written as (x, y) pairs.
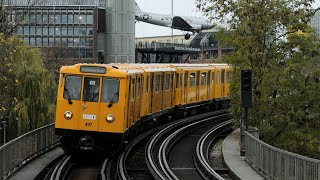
top-left (55, 63), bottom-right (231, 152)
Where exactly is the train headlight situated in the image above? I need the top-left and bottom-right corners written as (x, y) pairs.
top-left (64, 111), bottom-right (73, 120)
top-left (106, 114), bottom-right (115, 123)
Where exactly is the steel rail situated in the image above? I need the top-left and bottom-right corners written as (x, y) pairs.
top-left (146, 110), bottom-right (229, 180)
top-left (194, 120), bottom-right (233, 180)
top-left (118, 126), bottom-right (161, 180)
top-left (159, 114), bottom-right (231, 180)
top-left (100, 157), bottom-right (109, 180)
top-left (50, 155), bottom-right (72, 180)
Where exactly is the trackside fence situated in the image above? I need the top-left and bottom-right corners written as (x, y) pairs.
top-left (245, 130), bottom-right (320, 180)
top-left (0, 124), bottom-right (59, 180)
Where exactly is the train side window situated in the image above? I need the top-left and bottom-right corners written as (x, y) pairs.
top-left (196, 71), bottom-right (200, 86)
top-left (227, 71), bottom-right (231, 83)
top-left (151, 75), bottom-right (154, 92)
top-left (137, 78), bottom-right (141, 98)
top-left (212, 72), bottom-right (214, 84)
top-left (201, 72), bottom-right (206, 86)
top-left (207, 71), bottom-right (211, 85)
top-left (184, 72), bottom-right (188, 87)
top-left (176, 73), bottom-right (179, 88)
top-left (165, 74), bottom-right (170, 90)
top-left (190, 73), bottom-right (195, 87)
top-left (155, 75), bottom-right (160, 92)
top-left (221, 70), bottom-right (225, 83)
top-left (146, 76), bottom-right (149, 93)
top-left (171, 74), bottom-right (174, 90)
top-left (180, 73), bottom-right (183, 88)
top-left (217, 72), bottom-right (221, 84)
top-left (131, 79), bottom-right (135, 100)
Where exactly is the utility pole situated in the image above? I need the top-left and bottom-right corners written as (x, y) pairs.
top-left (171, 0), bottom-right (173, 43)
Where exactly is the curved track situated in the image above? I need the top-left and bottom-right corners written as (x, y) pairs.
top-left (145, 110), bottom-right (231, 180)
top-left (194, 121), bottom-right (233, 179)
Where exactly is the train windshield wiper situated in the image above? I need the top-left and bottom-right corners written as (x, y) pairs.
top-left (108, 92), bottom-right (118, 108)
top-left (64, 88), bottom-right (73, 104)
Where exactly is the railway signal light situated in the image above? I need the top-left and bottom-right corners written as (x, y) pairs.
top-left (241, 70), bottom-right (252, 108)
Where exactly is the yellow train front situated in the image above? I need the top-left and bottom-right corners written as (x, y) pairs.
top-left (55, 63), bottom-right (231, 153)
top-left (55, 64), bottom-right (137, 152)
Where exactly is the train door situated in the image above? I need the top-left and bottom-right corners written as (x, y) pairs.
top-left (184, 71), bottom-right (188, 104)
top-left (127, 77), bottom-right (136, 127)
top-left (175, 73), bottom-right (180, 105)
top-left (79, 76), bottom-right (101, 131)
top-left (150, 73), bottom-right (154, 114)
top-left (143, 74), bottom-right (151, 115)
top-left (134, 76), bottom-right (142, 122)
top-left (196, 71), bottom-right (200, 102)
top-left (152, 73), bottom-right (162, 112)
top-left (221, 69), bottom-right (225, 97)
top-left (163, 73), bottom-right (172, 109)
top-left (207, 70), bottom-right (211, 99)
top-left (179, 73), bottom-right (183, 104)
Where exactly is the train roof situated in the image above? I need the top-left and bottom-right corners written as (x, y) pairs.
top-left (60, 63), bottom-right (230, 77)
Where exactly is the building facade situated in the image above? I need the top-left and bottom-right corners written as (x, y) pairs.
top-left (6, 0), bottom-right (135, 63)
top-left (309, 10), bottom-right (320, 35)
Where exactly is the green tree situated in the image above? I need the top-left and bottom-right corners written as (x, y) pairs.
top-left (196, 0), bottom-right (320, 158)
top-left (0, 34), bottom-right (56, 141)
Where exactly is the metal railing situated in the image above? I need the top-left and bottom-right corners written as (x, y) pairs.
top-left (245, 131), bottom-right (320, 180)
top-left (136, 42), bottom-right (201, 52)
top-left (0, 124), bottom-right (59, 180)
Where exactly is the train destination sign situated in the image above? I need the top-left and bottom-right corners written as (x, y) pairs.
top-left (80, 66), bottom-right (106, 74)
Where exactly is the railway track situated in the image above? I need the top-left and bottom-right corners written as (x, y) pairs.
top-left (36, 152), bottom-right (117, 180)
top-left (35, 110), bottom-right (233, 180)
top-left (194, 121), bottom-right (233, 179)
top-left (145, 109), bottom-right (233, 180)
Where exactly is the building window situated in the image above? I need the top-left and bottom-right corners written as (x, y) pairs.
top-left (49, 14), bottom-right (54, 24)
top-left (36, 27), bottom-right (42, 35)
top-left (55, 14), bottom-right (61, 24)
top-left (61, 14), bottom-right (67, 24)
top-left (68, 14), bottom-right (74, 24)
top-left (87, 15), bottom-right (93, 24)
top-left (36, 37), bottom-right (42, 46)
top-left (43, 27), bottom-right (48, 35)
top-left (49, 27), bottom-right (54, 35)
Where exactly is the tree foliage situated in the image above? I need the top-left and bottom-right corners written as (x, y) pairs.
top-left (0, 34), bottom-right (56, 142)
top-left (196, 0), bottom-right (320, 158)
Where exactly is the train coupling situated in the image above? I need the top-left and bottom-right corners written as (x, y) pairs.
top-left (79, 135), bottom-right (95, 151)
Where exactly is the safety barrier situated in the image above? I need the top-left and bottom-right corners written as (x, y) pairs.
top-left (0, 124), bottom-right (59, 180)
top-left (245, 131), bottom-right (320, 180)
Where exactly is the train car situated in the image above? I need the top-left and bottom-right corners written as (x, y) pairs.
top-left (55, 63), bottom-right (231, 153)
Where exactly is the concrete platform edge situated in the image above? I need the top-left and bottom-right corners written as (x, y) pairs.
top-left (222, 128), bottom-right (264, 180)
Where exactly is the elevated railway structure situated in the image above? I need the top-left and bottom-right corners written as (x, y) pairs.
top-left (1, 120), bottom-right (320, 180)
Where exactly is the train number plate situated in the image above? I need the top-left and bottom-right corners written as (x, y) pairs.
top-left (83, 114), bottom-right (96, 120)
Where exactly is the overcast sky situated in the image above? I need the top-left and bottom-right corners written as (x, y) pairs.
top-left (135, 0), bottom-right (320, 38)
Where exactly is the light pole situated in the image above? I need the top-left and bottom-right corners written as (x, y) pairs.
top-left (171, 0), bottom-right (173, 43)
top-left (1, 121), bottom-right (7, 144)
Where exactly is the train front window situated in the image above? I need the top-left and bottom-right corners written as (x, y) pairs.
top-left (101, 78), bottom-right (120, 103)
top-left (64, 76), bottom-right (82, 101)
top-left (83, 77), bottom-right (100, 102)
